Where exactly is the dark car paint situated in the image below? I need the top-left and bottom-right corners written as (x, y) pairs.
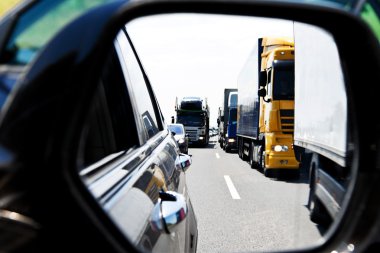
top-left (0, 1), bottom-right (197, 252)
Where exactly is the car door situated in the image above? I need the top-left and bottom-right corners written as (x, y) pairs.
top-left (77, 28), bottom-right (196, 253)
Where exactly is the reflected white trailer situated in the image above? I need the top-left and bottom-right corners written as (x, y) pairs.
top-left (294, 22), bottom-right (351, 226)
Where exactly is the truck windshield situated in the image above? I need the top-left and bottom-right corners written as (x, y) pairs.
top-left (229, 94), bottom-right (238, 107)
top-left (229, 108), bottom-right (237, 123)
top-left (177, 114), bottom-right (204, 127)
top-left (272, 64), bottom-right (295, 100)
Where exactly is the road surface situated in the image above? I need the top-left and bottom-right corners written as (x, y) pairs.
top-left (186, 137), bottom-right (323, 253)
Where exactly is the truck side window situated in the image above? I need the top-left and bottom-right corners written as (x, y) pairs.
top-left (115, 30), bottom-right (160, 141)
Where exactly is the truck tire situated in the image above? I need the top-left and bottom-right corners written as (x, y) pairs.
top-left (249, 144), bottom-right (255, 168)
top-left (258, 146), bottom-right (264, 172)
top-left (308, 168), bottom-right (332, 227)
top-left (238, 139), bottom-right (243, 159)
top-left (262, 152), bottom-right (270, 177)
top-left (242, 143), bottom-right (249, 161)
top-left (264, 168), bottom-right (271, 177)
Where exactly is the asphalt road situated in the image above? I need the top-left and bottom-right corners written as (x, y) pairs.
top-left (186, 137), bottom-right (323, 253)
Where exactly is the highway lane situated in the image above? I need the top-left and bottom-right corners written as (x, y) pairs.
top-left (186, 137), bottom-right (323, 253)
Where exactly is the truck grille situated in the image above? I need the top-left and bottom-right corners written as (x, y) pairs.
top-left (186, 130), bottom-right (198, 141)
top-left (279, 110), bottom-right (294, 134)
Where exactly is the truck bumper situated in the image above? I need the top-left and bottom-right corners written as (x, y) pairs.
top-left (189, 135), bottom-right (208, 145)
top-left (265, 152), bottom-right (299, 169)
top-left (225, 138), bottom-right (237, 150)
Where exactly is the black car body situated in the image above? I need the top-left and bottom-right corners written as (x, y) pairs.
top-left (0, 1), bottom-right (197, 252)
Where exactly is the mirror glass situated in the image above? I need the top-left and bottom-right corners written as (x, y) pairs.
top-left (80, 13), bottom-right (353, 253)
top-left (126, 13), bottom-right (352, 252)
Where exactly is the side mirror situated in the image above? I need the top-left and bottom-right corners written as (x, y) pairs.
top-left (221, 116), bottom-right (224, 121)
top-left (178, 153), bottom-right (192, 171)
top-left (217, 119), bottom-right (220, 124)
top-left (259, 71), bottom-right (267, 87)
top-left (258, 88), bottom-right (266, 97)
top-left (150, 191), bottom-right (188, 234)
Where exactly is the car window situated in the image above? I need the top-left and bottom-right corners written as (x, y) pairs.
top-left (0, 0), bottom-right (116, 65)
top-left (115, 29), bottom-right (161, 141)
top-left (168, 124), bottom-right (184, 135)
top-left (80, 47), bottom-right (139, 168)
top-left (0, 0), bottom-right (119, 113)
top-left (360, 0), bottom-right (380, 40)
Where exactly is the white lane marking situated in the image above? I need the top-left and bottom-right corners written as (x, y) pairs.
top-left (224, 175), bottom-right (241, 200)
top-left (215, 153), bottom-right (220, 159)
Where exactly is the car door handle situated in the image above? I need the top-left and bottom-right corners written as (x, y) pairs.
top-left (150, 191), bottom-right (188, 234)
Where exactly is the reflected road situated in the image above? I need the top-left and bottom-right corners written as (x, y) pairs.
top-left (186, 137), bottom-right (323, 253)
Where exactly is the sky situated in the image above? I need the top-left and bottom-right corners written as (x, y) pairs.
top-left (126, 14), bottom-right (293, 127)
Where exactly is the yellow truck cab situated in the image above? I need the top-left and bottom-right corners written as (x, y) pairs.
top-left (237, 37), bottom-right (299, 178)
top-left (259, 37), bottom-right (299, 175)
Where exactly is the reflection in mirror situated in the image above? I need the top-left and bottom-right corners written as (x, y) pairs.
top-left (80, 13), bottom-right (353, 253)
top-left (126, 14), bottom-right (352, 252)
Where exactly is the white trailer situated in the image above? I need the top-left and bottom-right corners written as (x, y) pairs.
top-left (294, 22), bottom-right (351, 226)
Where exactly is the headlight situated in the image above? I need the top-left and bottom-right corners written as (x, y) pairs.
top-left (178, 138), bottom-right (185, 144)
top-left (228, 139), bottom-right (235, 143)
top-left (273, 145), bottom-right (289, 152)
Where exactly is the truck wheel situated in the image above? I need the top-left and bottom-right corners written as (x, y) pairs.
top-left (249, 146), bottom-right (254, 168)
top-left (258, 147), bottom-right (264, 172)
top-left (249, 143), bottom-right (256, 169)
top-left (308, 169), bottom-right (332, 226)
top-left (238, 140), bottom-right (243, 159)
top-left (242, 143), bottom-right (248, 161)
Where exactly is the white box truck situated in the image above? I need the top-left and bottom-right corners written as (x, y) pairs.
top-left (294, 22), bottom-right (352, 226)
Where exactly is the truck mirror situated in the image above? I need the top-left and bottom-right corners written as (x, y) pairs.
top-left (217, 119), bottom-right (220, 124)
top-left (259, 71), bottom-right (267, 87)
top-left (258, 88), bottom-right (266, 97)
